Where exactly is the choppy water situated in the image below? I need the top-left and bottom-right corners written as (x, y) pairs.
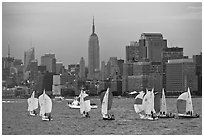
top-left (2, 97), bottom-right (202, 135)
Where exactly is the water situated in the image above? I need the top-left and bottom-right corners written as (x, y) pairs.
top-left (2, 97), bottom-right (202, 135)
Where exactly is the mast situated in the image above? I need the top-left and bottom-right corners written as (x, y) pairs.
top-left (92, 16), bottom-right (95, 34)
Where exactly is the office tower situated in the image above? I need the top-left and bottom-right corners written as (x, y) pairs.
top-left (88, 17), bottom-right (100, 80)
top-left (166, 59), bottom-right (198, 94)
top-left (117, 59), bottom-right (124, 76)
top-left (106, 57), bottom-right (120, 80)
top-left (79, 57), bottom-right (85, 79)
top-left (162, 47), bottom-right (184, 62)
top-left (139, 33), bottom-right (167, 62)
top-left (126, 41), bottom-right (146, 62)
top-left (56, 62), bottom-right (63, 74)
top-left (68, 64), bottom-right (80, 76)
top-left (52, 74), bottom-right (61, 95)
top-left (100, 61), bottom-right (106, 81)
top-left (41, 53), bottom-right (56, 73)
top-left (193, 53), bottom-right (202, 95)
top-left (24, 47), bottom-right (35, 72)
top-left (30, 59), bottom-right (38, 82)
top-left (162, 47), bottom-right (184, 89)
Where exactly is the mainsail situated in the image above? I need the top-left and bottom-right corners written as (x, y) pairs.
top-left (160, 88), bottom-right (167, 114)
top-left (143, 89), bottom-right (156, 115)
top-left (134, 91), bottom-right (145, 113)
top-left (177, 87), bottom-right (193, 114)
top-left (100, 88), bottom-right (113, 116)
top-left (27, 91), bottom-right (38, 112)
top-left (154, 91), bottom-right (161, 114)
top-left (79, 90), bottom-right (91, 114)
top-left (39, 90), bottom-right (52, 116)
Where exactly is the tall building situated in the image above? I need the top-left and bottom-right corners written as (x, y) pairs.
top-left (162, 47), bottom-right (183, 62)
top-left (166, 59), bottom-right (198, 94)
top-left (41, 53), bottom-right (56, 73)
top-left (88, 17), bottom-right (100, 80)
top-left (126, 41), bottom-right (146, 62)
top-left (56, 62), bottom-right (63, 74)
top-left (30, 59), bottom-right (38, 82)
top-left (106, 57), bottom-right (120, 80)
top-left (68, 63), bottom-right (80, 76)
top-left (139, 33), bottom-right (167, 62)
top-left (24, 47), bottom-right (35, 72)
top-left (162, 47), bottom-right (184, 89)
top-left (193, 53), bottom-right (202, 95)
top-left (100, 61), bottom-right (106, 81)
top-left (79, 57), bottom-right (86, 79)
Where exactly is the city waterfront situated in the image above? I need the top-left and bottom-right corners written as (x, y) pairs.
top-left (2, 97), bottom-right (202, 135)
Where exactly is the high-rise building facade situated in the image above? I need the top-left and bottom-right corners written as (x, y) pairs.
top-left (41, 53), bottom-right (56, 73)
top-left (100, 61), bottom-right (106, 81)
top-left (162, 47), bottom-right (184, 89)
top-left (139, 33), bottom-right (167, 62)
top-left (166, 59), bottom-right (198, 94)
top-left (30, 59), bottom-right (38, 82)
top-left (79, 57), bottom-right (86, 79)
top-left (126, 41), bottom-right (146, 62)
top-left (24, 47), bottom-right (35, 72)
top-left (88, 18), bottom-right (100, 80)
top-left (56, 62), bottom-right (63, 74)
top-left (68, 63), bottom-right (80, 76)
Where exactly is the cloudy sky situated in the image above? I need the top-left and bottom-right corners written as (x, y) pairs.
top-left (2, 2), bottom-right (202, 67)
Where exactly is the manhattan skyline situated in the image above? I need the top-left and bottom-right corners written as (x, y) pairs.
top-left (2, 2), bottom-right (202, 67)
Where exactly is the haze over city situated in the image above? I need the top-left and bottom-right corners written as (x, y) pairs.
top-left (2, 2), bottom-right (202, 67)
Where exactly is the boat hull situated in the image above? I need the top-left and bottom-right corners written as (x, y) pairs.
top-left (68, 104), bottom-right (98, 109)
top-left (158, 115), bottom-right (175, 118)
top-left (103, 117), bottom-right (115, 120)
top-left (178, 114), bottom-right (200, 118)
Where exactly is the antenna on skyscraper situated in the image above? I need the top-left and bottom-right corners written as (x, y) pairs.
top-left (8, 43), bottom-right (10, 58)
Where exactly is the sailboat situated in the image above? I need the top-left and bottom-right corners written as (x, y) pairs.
top-left (39, 90), bottom-right (53, 121)
top-left (68, 95), bottom-right (98, 109)
top-left (79, 90), bottom-right (91, 117)
top-left (177, 87), bottom-right (199, 118)
top-left (134, 91), bottom-right (145, 118)
top-left (99, 88), bottom-right (115, 120)
top-left (141, 88), bottom-right (158, 120)
top-left (157, 88), bottom-right (175, 118)
top-left (27, 91), bottom-right (38, 116)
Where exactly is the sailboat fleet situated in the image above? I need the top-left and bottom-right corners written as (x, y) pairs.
top-left (27, 90), bottom-right (53, 121)
top-left (27, 87), bottom-right (199, 121)
top-left (133, 87), bottom-right (199, 120)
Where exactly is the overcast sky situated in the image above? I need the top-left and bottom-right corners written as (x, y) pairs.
top-left (2, 2), bottom-right (202, 68)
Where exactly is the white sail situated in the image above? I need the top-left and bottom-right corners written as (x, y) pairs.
top-left (160, 88), bottom-right (167, 114)
top-left (80, 90), bottom-right (91, 114)
top-left (134, 91), bottom-right (145, 113)
top-left (39, 90), bottom-right (52, 116)
top-left (151, 89), bottom-right (156, 114)
top-left (142, 89), bottom-right (151, 114)
top-left (186, 87), bottom-right (193, 114)
top-left (142, 89), bottom-right (156, 115)
top-left (27, 91), bottom-right (38, 111)
top-left (101, 88), bottom-right (109, 116)
top-left (177, 91), bottom-right (189, 114)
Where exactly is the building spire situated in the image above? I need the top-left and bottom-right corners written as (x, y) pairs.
top-left (92, 16), bottom-right (95, 34)
top-left (8, 43), bottom-right (10, 58)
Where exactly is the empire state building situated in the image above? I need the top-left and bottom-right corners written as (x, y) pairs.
top-left (88, 18), bottom-right (100, 80)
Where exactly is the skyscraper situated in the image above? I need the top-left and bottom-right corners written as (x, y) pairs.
top-left (41, 53), bottom-right (56, 73)
top-left (79, 57), bottom-right (85, 79)
top-left (139, 33), bottom-right (167, 62)
top-left (166, 58), bottom-right (198, 93)
top-left (88, 17), bottom-right (100, 80)
top-left (24, 47), bottom-right (35, 72)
